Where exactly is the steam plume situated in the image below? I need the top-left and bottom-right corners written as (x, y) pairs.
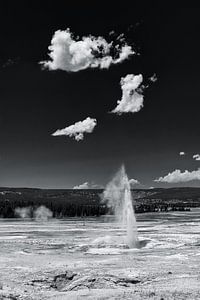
top-left (33, 206), bottom-right (53, 221)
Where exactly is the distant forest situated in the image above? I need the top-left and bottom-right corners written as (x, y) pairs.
top-left (0, 187), bottom-right (200, 218)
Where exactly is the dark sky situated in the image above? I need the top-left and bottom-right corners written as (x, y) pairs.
top-left (0, 2), bottom-right (199, 188)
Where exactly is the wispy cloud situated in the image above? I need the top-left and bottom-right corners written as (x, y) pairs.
top-left (52, 117), bottom-right (97, 141)
top-left (2, 58), bottom-right (19, 68)
top-left (179, 151), bottom-right (185, 156)
top-left (110, 74), bottom-right (145, 114)
top-left (40, 28), bottom-right (134, 72)
top-left (193, 154), bottom-right (200, 161)
top-left (73, 182), bottom-right (103, 189)
top-left (149, 74), bottom-right (157, 83)
top-left (154, 168), bottom-right (200, 183)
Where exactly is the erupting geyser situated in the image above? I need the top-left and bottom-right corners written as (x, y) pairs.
top-left (103, 165), bottom-right (138, 248)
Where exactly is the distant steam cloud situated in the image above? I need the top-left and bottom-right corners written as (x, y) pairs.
top-left (52, 117), bottom-right (97, 141)
top-left (154, 168), bottom-right (200, 183)
top-left (111, 74), bottom-right (145, 114)
top-left (15, 205), bottom-right (53, 221)
top-left (129, 178), bottom-right (140, 186)
top-left (34, 206), bottom-right (53, 221)
top-left (193, 154), bottom-right (200, 161)
top-left (40, 28), bottom-right (134, 72)
top-left (15, 207), bottom-right (31, 218)
top-left (179, 151), bottom-right (185, 156)
top-left (73, 182), bottom-right (103, 189)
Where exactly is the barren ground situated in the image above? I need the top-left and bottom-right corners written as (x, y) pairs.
top-left (0, 210), bottom-right (200, 299)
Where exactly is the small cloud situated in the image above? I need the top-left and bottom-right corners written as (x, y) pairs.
top-left (193, 154), bottom-right (200, 161)
top-left (116, 33), bottom-right (126, 42)
top-left (149, 186), bottom-right (155, 189)
top-left (73, 182), bottom-right (103, 189)
top-left (52, 117), bottom-right (97, 141)
top-left (111, 74), bottom-right (145, 114)
top-left (109, 30), bottom-right (115, 36)
top-left (149, 74), bottom-right (157, 83)
top-left (129, 178), bottom-right (140, 186)
top-left (73, 182), bottom-right (90, 189)
top-left (179, 151), bottom-right (185, 156)
top-left (154, 168), bottom-right (200, 183)
top-left (40, 28), bottom-right (134, 72)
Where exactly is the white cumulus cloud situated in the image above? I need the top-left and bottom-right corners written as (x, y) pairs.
top-left (52, 117), bottom-right (97, 141)
top-left (179, 151), bottom-right (185, 156)
top-left (40, 28), bottom-right (134, 72)
top-left (154, 168), bottom-right (200, 183)
top-left (73, 182), bottom-right (103, 189)
top-left (193, 154), bottom-right (200, 161)
top-left (73, 182), bottom-right (90, 189)
top-left (129, 178), bottom-right (140, 186)
top-left (111, 74), bottom-right (145, 114)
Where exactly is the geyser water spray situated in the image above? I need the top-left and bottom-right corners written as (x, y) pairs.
top-left (103, 165), bottom-right (138, 248)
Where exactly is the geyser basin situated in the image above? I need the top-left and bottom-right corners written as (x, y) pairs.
top-left (102, 165), bottom-right (138, 248)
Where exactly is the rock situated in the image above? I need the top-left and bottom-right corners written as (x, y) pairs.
top-left (52, 273), bottom-right (141, 291)
top-left (51, 271), bottom-right (77, 290)
top-left (28, 270), bottom-right (141, 292)
top-left (149, 292), bottom-right (156, 297)
top-left (53, 271), bottom-right (77, 282)
top-left (0, 293), bottom-right (18, 300)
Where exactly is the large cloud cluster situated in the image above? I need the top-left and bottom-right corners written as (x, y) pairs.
top-left (111, 74), bottom-right (144, 114)
top-left (45, 28), bottom-right (156, 145)
top-left (52, 117), bottom-right (97, 141)
top-left (41, 29), bottom-right (134, 72)
top-left (154, 168), bottom-right (200, 183)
